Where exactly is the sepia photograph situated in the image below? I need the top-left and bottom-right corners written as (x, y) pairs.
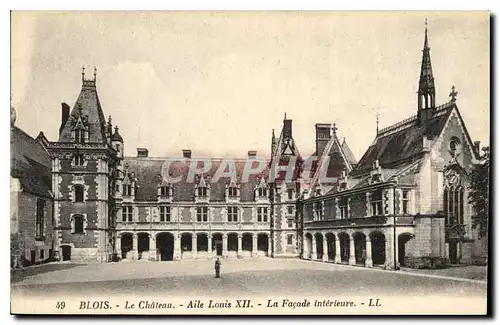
top-left (9, 10), bottom-right (490, 315)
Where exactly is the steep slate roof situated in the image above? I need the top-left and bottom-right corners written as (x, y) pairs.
top-left (124, 157), bottom-right (270, 202)
top-left (11, 126), bottom-right (52, 198)
top-left (309, 134), bottom-right (353, 184)
top-left (352, 103), bottom-right (454, 175)
top-left (341, 138), bottom-right (357, 166)
top-left (58, 76), bottom-right (107, 143)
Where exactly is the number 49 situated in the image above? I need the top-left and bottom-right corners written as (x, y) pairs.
top-left (56, 301), bottom-right (66, 309)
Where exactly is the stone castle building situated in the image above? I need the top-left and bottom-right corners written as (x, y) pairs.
top-left (11, 25), bottom-right (487, 268)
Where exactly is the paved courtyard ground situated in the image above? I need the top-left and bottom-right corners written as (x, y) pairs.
top-left (11, 258), bottom-right (487, 299)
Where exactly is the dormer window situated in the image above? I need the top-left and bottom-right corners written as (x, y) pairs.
top-left (75, 129), bottom-right (86, 144)
top-left (258, 187), bottom-right (267, 198)
top-left (228, 187), bottom-right (238, 197)
top-left (195, 175), bottom-right (210, 201)
top-left (198, 187), bottom-right (208, 197)
top-left (370, 160), bottom-right (383, 184)
top-left (287, 188), bottom-right (294, 200)
top-left (160, 185), bottom-right (172, 197)
top-left (74, 154), bottom-right (85, 166)
top-left (123, 184), bottom-right (132, 196)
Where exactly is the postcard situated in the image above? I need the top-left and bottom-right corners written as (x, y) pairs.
top-left (10, 11), bottom-right (490, 315)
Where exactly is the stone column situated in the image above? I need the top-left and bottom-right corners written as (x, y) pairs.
top-left (322, 235), bottom-right (329, 262)
top-left (334, 236), bottom-right (341, 264)
top-left (208, 234), bottom-right (213, 257)
top-left (132, 234), bottom-right (138, 260)
top-left (252, 234), bottom-right (258, 258)
top-left (385, 232), bottom-right (397, 269)
top-left (301, 235), bottom-right (308, 259)
top-left (349, 234), bottom-right (356, 265)
top-left (267, 234), bottom-right (272, 257)
top-left (174, 233), bottom-right (181, 261)
top-left (192, 233), bottom-right (198, 260)
top-left (237, 234), bottom-right (242, 259)
top-left (116, 235), bottom-right (122, 260)
top-left (222, 233), bottom-right (228, 258)
top-left (149, 234), bottom-right (156, 261)
top-left (311, 236), bottom-right (317, 260)
top-left (365, 237), bottom-right (373, 267)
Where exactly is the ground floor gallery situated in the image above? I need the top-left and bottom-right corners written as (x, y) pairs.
top-left (115, 231), bottom-right (273, 261)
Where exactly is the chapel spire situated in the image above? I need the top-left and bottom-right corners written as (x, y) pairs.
top-left (417, 19), bottom-right (436, 112)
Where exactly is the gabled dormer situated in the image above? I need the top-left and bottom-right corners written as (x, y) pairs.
top-left (195, 174), bottom-right (210, 203)
top-left (225, 172), bottom-right (240, 202)
top-left (71, 104), bottom-right (89, 144)
top-left (369, 160), bottom-right (383, 184)
top-left (254, 176), bottom-right (269, 202)
top-left (122, 170), bottom-right (138, 202)
top-left (157, 175), bottom-right (174, 203)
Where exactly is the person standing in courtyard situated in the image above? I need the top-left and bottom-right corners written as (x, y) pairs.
top-left (214, 258), bottom-right (221, 278)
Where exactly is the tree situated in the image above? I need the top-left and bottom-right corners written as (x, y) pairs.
top-left (468, 146), bottom-right (490, 239)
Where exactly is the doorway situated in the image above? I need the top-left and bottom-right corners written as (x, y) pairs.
top-left (61, 245), bottom-right (71, 261)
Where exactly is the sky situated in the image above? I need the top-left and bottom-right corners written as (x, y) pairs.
top-left (11, 11), bottom-right (490, 159)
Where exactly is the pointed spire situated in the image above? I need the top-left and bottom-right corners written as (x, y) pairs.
top-left (418, 18), bottom-right (436, 111)
top-left (376, 112), bottom-right (380, 134)
top-left (449, 85), bottom-right (458, 102)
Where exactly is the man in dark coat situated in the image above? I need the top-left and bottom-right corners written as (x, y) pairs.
top-left (214, 258), bottom-right (221, 278)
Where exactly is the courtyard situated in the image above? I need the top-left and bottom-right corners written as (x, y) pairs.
top-left (12, 258), bottom-right (487, 299)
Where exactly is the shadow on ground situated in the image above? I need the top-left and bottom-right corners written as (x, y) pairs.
top-left (11, 263), bottom-right (84, 284)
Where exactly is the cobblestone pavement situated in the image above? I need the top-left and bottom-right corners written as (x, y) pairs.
top-left (11, 258), bottom-right (487, 298)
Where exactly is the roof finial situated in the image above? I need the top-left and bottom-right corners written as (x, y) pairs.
top-left (449, 85), bottom-right (458, 103)
top-left (332, 123), bottom-right (338, 135)
top-left (94, 66), bottom-right (97, 81)
top-left (284, 112), bottom-right (287, 120)
top-left (82, 65), bottom-right (85, 82)
top-left (376, 112), bottom-right (380, 134)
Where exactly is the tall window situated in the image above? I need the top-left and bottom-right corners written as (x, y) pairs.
top-left (287, 205), bottom-right (294, 215)
top-left (160, 186), bottom-right (171, 197)
top-left (160, 206), bottom-right (171, 222)
top-left (197, 206), bottom-right (208, 222)
top-left (74, 154), bottom-right (85, 166)
top-left (74, 185), bottom-right (84, 202)
top-left (35, 199), bottom-right (45, 238)
top-left (287, 219), bottom-right (294, 228)
top-left (123, 184), bottom-right (132, 196)
top-left (75, 129), bottom-right (85, 144)
top-left (228, 187), bottom-right (238, 197)
top-left (287, 234), bottom-right (293, 245)
top-left (73, 215), bottom-right (84, 234)
top-left (257, 187), bottom-right (267, 198)
top-left (198, 187), bottom-right (208, 197)
top-left (444, 187), bottom-right (465, 224)
top-left (339, 197), bottom-right (348, 219)
top-left (287, 189), bottom-right (294, 200)
top-left (370, 190), bottom-right (383, 216)
top-left (257, 207), bottom-right (268, 222)
top-left (227, 206), bottom-right (238, 222)
top-left (122, 206), bottom-right (133, 222)
top-left (402, 190), bottom-right (410, 214)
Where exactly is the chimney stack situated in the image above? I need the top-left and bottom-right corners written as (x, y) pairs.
top-left (137, 148), bottom-right (149, 158)
top-left (59, 102), bottom-right (70, 135)
top-left (315, 123), bottom-right (332, 156)
top-left (182, 149), bottom-right (192, 159)
top-left (474, 141), bottom-right (481, 155)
